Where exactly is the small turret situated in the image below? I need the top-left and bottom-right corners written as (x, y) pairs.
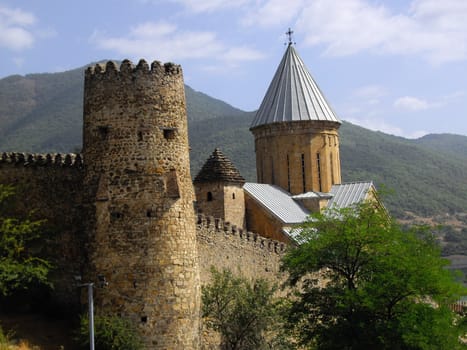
top-left (194, 148), bottom-right (246, 229)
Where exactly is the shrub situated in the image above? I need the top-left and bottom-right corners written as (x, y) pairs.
top-left (77, 314), bottom-right (143, 350)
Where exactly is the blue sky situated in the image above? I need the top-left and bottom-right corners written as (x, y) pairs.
top-left (1, 0), bottom-right (466, 138)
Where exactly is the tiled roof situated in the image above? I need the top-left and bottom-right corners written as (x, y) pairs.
top-left (251, 44), bottom-right (341, 129)
top-left (194, 148), bottom-right (245, 184)
top-left (327, 182), bottom-right (374, 209)
top-left (243, 182), bottom-right (309, 224)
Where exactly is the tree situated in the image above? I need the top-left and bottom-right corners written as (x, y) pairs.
top-left (202, 267), bottom-right (287, 350)
top-left (282, 202), bottom-right (467, 350)
top-left (0, 184), bottom-right (51, 296)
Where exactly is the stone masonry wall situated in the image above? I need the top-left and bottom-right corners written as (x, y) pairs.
top-left (0, 153), bottom-right (85, 311)
top-left (252, 120), bottom-right (341, 194)
top-left (0, 154), bottom-right (287, 348)
top-left (196, 213), bottom-right (286, 349)
top-left (196, 214), bottom-right (285, 284)
top-left (82, 60), bottom-right (200, 349)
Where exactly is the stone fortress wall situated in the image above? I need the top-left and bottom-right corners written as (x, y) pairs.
top-left (0, 152), bottom-right (284, 292)
top-left (0, 153), bottom-right (85, 310)
top-left (0, 154), bottom-right (286, 349)
top-left (0, 59), bottom-right (286, 349)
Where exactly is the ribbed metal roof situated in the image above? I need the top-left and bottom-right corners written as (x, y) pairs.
top-left (292, 191), bottom-right (333, 200)
top-left (327, 182), bottom-right (374, 209)
top-left (251, 44), bottom-right (341, 128)
top-left (244, 182), bottom-right (310, 224)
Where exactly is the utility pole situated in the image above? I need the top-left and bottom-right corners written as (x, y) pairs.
top-left (76, 275), bottom-right (107, 350)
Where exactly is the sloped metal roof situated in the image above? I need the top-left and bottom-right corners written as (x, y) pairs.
top-left (292, 191), bottom-right (333, 200)
top-left (327, 182), bottom-right (374, 209)
top-left (243, 182), bottom-right (310, 224)
top-left (251, 44), bottom-right (341, 128)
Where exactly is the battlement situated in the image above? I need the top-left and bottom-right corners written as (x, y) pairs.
top-left (196, 213), bottom-right (286, 254)
top-left (85, 59), bottom-right (182, 80)
top-left (0, 152), bottom-right (83, 168)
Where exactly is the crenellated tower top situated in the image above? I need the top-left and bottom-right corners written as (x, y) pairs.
top-left (84, 59), bottom-right (182, 80)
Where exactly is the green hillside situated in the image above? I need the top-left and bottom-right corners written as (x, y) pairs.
top-left (0, 66), bottom-right (466, 220)
top-left (339, 122), bottom-right (467, 217)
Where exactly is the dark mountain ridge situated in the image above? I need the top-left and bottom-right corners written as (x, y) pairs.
top-left (0, 64), bottom-right (466, 220)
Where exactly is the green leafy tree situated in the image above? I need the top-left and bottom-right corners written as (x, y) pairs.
top-left (202, 267), bottom-right (287, 350)
top-left (0, 184), bottom-right (51, 296)
top-left (282, 202), bottom-right (467, 350)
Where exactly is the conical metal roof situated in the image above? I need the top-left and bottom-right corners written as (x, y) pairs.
top-left (194, 148), bottom-right (245, 184)
top-left (251, 44), bottom-right (341, 128)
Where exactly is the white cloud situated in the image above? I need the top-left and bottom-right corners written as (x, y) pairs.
top-left (394, 96), bottom-right (430, 111)
top-left (241, 0), bottom-right (305, 28)
top-left (92, 21), bottom-right (264, 66)
top-left (0, 5), bottom-right (36, 51)
top-left (295, 0), bottom-right (467, 64)
top-left (346, 116), bottom-right (428, 139)
top-left (161, 0), bottom-right (250, 13)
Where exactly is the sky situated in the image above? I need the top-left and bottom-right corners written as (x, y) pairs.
top-left (1, 0), bottom-right (466, 138)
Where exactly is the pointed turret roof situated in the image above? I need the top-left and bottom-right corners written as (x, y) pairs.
top-left (251, 44), bottom-right (341, 129)
top-left (194, 148), bottom-right (245, 184)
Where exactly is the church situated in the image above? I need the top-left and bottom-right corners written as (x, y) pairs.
top-left (194, 40), bottom-right (376, 243)
top-left (0, 33), bottom-right (377, 349)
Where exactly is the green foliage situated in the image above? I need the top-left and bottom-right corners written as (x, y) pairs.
top-left (0, 326), bottom-right (8, 347)
top-left (202, 267), bottom-right (287, 350)
top-left (0, 185), bottom-right (51, 296)
top-left (282, 202), bottom-right (467, 350)
top-left (77, 314), bottom-right (143, 350)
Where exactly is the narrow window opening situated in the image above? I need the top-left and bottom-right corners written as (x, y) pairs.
top-left (207, 192), bottom-right (213, 201)
top-left (259, 158), bottom-right (263, 183)
top-left (316, 153), bottom-right (322, 192)
top-left (137, 131), bottom-right (143, 141)
top-left (111, 211), bottom-right (123, 219)
top-left (162, 127), bottom-right (177, 140)
top-left (146, 209), bottom-right (153, 218)
top-left (97, 126), bottom-right (109, 140)
top-left (271, 157), bottom-right (275, 185)
top-left (141, 316), bottom-right (148, 323)
top-left (301, 154), bottom-right (306, 193)
top-left (330, 152), bottom-right (335, 185)
top-left (232, 193), bottom-right (236, 199)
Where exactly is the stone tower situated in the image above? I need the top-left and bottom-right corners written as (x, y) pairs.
top-left (250, 43), bottom-right (341, 195)
top-left (194, 148), bottom-right (245, 228)
top-left (82, 60), bottom-right (200, 349)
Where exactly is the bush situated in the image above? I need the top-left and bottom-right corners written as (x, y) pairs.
top-left (202, 267), bottom-right (288, 350)
top-left (77, 314), bottom-right (143, 350)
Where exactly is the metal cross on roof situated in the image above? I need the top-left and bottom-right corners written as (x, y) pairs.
top-left (286, 28), bottom-right (295, 46)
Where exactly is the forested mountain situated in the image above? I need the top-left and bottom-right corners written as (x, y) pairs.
top-left (0, 65), bottom-right (466, 221)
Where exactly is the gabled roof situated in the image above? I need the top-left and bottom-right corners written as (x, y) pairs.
top-left (194, 148), bottom-right (245, 184)
top-left (251, 44), bottom-right (341, 129)
top-left (327, 182), bottom-right (374, 209)
top-left (243, 182), bottom-right (309, 224)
